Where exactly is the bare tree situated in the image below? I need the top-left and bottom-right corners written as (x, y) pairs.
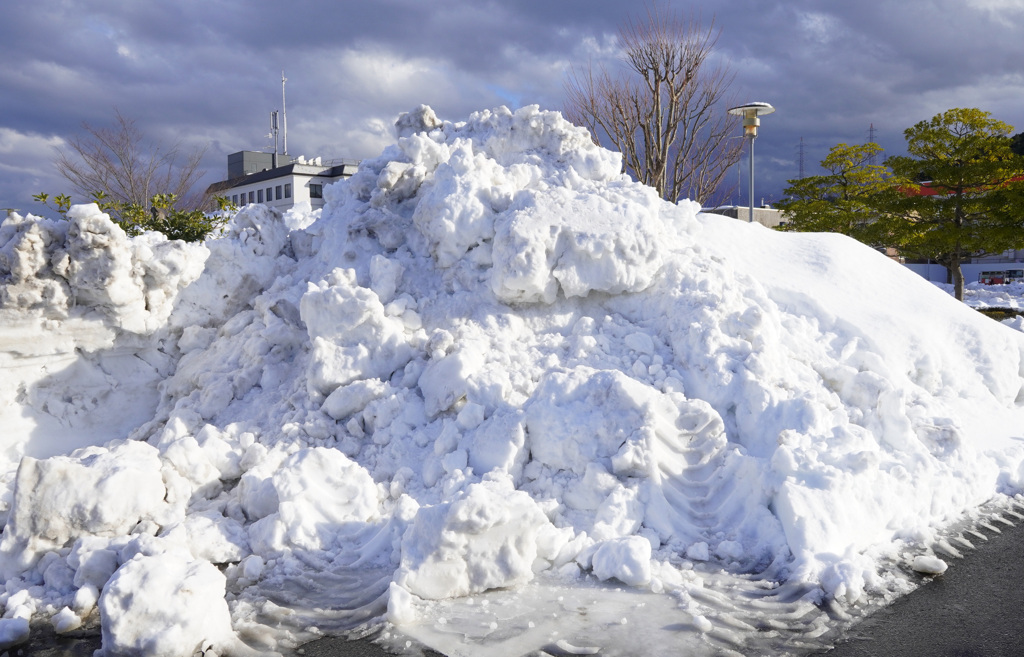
top-left (55, 110), bottom-right (208, 210)
top-left (564, 5), bottom-right (742, 205)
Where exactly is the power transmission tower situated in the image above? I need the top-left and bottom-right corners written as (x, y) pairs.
top-left (867, 123), bottom-right (877, 165)
top-left (797, 137), bottom-right (805, 179)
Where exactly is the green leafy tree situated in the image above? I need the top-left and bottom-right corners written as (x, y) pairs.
top-left (780, 109), bottom-right (1024, 302)
top-left (880, 108), bottom-right (1024, 300)
top-left (776, 143), bottom-right (892, 238)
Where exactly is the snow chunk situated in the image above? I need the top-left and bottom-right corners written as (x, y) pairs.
top-left (685, 542), bottom-right (710, 562)
top-left (411, 140), bottom-right (505, 268)
top-left (301, 268), bottom-right (418, 395)
top-left (0, 440), bottom-right (167, 576)
top-left (592, 536), bottom-right (652, 587)
top-left (247, 447), bottom-right (382, 554)
top-left (491, 185), bottom-right (675, 303)
top-left (912, 555), bottom-right (948, 575)
top-left (397, 476), bottom-right (552, 599)
top-left (51, 606), bottom-right (82, 634)
top-left (183, 511), bottom-right (250, 564)
top-left (0, 213), bottom-right (71, 315)
top-left (99, 553), bottom-right (238, 657)
top-left (322, 378), bottom-right (389, 420)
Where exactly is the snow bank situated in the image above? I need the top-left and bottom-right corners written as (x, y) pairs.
top-left (2, 104), bottom-right (1024, 655)
top-left (0, 206), bottom-right (206, 489)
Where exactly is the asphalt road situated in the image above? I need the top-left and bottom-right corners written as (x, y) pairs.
top-left (813, 508), bottom-right (1024, 657)
top-left (296, 635), bottom-right (433, 657)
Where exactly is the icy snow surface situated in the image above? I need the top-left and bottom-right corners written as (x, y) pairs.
top-left (2, 104), bottom-right (1024, 656)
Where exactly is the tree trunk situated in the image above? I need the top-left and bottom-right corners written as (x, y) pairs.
top-left (951, 254), bottom-right (965, 301)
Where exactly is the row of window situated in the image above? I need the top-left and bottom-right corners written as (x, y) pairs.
top-left (232, 183), bottom-right (292, 206)
top-left (232, 182), bottom-right (325, 206)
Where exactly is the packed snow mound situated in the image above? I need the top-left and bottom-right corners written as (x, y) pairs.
top-left (2, 104), bottom-right (1024, 655)
top-left (0, 205), bottom-right (206, 330)
top-left (0, 206), bottom-right (208, 503)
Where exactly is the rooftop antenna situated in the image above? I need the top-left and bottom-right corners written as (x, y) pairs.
top-left (281, 71), bottom-right (288, 156)
top-left (269, 111), bottom-right (280, 167)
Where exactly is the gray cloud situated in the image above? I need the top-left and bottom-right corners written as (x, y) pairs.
top-left (3, 0), bottom-right (1023, 215)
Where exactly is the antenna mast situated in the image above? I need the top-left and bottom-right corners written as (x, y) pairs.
top-left (282, 71), bottom-right (288, 155)
top-left (269, 111), bottom-right (280, 167)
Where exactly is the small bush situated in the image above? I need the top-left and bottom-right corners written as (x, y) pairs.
top-left (33, 191), bottom-right (233, 243)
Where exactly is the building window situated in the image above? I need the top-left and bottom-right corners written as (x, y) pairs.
top-left (310, 183), bottom-right (323, 199)
top-left (266, 187), bottom-right (273, 202)
top-left (284, 183), bottom-right (292, 199)
top-left (275, 185), bottom-right (282, 200)
top-left (257, 189), bottom-right (264, 203)
top-left (248, 191), bottom-right (255, 204)
top-left (232, 194), bottom-right (238, 205)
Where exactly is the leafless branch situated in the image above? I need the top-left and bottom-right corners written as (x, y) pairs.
top-left (55, 109), bottom-right (207, 210)
top-left (564, 4), bottom-right (742, 204)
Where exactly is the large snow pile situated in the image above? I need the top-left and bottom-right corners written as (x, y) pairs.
top-left (2, 105), bottom-right (1024, 656)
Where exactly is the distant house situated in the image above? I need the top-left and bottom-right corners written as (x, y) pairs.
top-left (205, 151), bottom-right (359, 212)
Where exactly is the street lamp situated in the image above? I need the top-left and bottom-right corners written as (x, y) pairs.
top-left (728, 102), bottom-right (775, 223)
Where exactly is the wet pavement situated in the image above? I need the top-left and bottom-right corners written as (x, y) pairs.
top-left (18, 509), bottom-right (1024, 656)
top-left (296, 510), bottom-right (1024, 656)
top-left (301, 506), bottom-right (1024, 657)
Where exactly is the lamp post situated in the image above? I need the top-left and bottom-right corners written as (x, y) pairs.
top-left (728, 102), bottom-right (775, 223)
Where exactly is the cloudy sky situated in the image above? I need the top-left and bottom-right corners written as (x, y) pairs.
top-left (3, 0), bottom-right (1024, 217)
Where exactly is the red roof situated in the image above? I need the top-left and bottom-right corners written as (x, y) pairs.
top-left (904, 174), bottom-right (1024, 196)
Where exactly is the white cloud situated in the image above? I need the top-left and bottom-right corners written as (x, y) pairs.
top-left (0, 127), bottom-right (63, 160)
top-left (796, 11), bottom-right (839, 45)
top-left (330, 47), bottom-right (461, 105)
top-left (966, 0), bottom-right (1024, 26)
top-left (0, 128), bottom-right (68, 215)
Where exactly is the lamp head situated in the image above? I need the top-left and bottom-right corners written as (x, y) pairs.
top-left (728, 102), bottom-right (775, 138)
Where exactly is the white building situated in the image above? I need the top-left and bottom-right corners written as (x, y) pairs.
top-left (704, 205), bottom-right (786, 229)
top-left (205, 151), bottom-right (358, 212)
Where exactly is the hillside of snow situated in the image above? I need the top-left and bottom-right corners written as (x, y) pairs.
top-left (2, 105), bottom-right (1024, 656)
